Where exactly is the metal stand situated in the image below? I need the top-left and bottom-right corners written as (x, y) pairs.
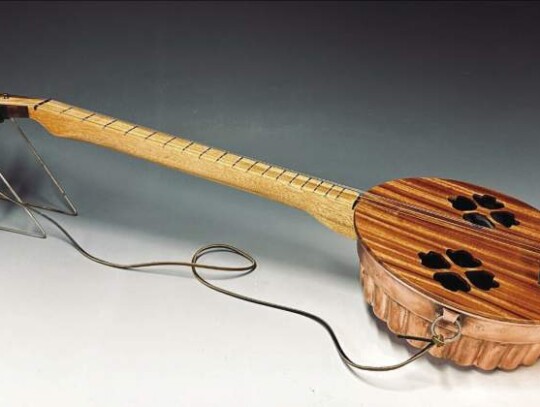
top-left (0, 118), bottom-right (78, 238)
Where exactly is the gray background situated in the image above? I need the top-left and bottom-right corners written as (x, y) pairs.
top-left (1, 2), bottom-right (539, 406)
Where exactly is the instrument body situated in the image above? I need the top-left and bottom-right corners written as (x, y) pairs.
top-left (3, 94), bottom-right (540, 370)
top-left (356, 178), bottom-right (540, 370)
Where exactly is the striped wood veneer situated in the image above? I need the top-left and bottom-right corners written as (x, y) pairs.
top-left (355, 178), bottom-right (540, 369)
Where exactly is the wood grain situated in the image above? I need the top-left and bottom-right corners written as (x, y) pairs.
top-left (6, 94), bottom-right (540, 369)
top-left (356, 177), bottom-right (540, 369)
top-left (0, 95), bottom-right (360, 238)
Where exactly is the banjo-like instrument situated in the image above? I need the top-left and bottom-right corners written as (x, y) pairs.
top-left (2, 93), bottom-right (540, 371)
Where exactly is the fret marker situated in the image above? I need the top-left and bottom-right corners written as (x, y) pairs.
top-left (33, 98), bottom-right (52, 110)
top-left (125, 126), bottom-right (138, 135)
top-left (216, 152), bottom-right (228, 162)
top-left (198, 147), bottom-right (211, 157)
top-left (103, 119), bottom-right (117, 128)
top-left (182, 141), bottom-right (195, 151)
top-left (163, 137), bottom-right (175, 148)
top-left (275, 169), bottom-right (286, 180)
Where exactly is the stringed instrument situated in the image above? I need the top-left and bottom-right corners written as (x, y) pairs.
top-left (2, 93), bottom-right (540, 371)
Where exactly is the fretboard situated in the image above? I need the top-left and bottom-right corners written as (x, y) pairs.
top-left (16, 97), bottom-right (360, 238)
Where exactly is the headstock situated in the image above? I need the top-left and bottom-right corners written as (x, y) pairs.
top-left (0, 93), bottom-right (45, 122)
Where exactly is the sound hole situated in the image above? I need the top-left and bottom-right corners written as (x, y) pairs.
top-left (419, 249), bottom-right (500, 293)
top-left (491, 211), bottom-right (520, 228)
top-left (446, 249), bottom-right (482, 268)
top-left (433, 272), bottom-right (471, 292)
top-left (448, 193), bottom-right (519, 229)
top-left (418, 251), bottom-right (451, 269)
top-left (449, 196), bottom-right (477, 211)
top-left (463, 213), bottom-right (494, 228)
top-left (465, 270), bottom-right (500, 291)
top-left (473, 194), bottom-right (504, 209)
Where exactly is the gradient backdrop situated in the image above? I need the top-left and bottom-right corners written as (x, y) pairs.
top-left (1, 2), bottom-right (539, 406)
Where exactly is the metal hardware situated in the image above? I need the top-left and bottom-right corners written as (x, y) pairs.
top-left (0, 175), bottom-right (46, 238)
top-left (0, 118), bottom-right (77, 238)
top-left (430, 314), bottom-right (462, 345)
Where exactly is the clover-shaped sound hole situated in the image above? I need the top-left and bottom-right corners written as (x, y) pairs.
top-left (433, 272), bottom-right (470, 292)
top-left (465, 270), bottom-right (500, 290)
top-left (446, 249), bottom-right (482, 268)
top-left (462, 213), bottom-right (494, 229)
top-left (419, 249), bottom-right (499, 292)
top-left (449, 194), bottom-right (519, 229)
top-left (473, 194), bottom-right (504, 209)
top-left (418, 251), bottom-right (450, 269)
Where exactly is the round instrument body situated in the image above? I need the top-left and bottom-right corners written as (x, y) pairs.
top-left (355, 177), bottom-right (540, 370)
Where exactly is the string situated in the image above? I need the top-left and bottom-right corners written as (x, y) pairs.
top-left (0, 192), bottom-right (443, 372)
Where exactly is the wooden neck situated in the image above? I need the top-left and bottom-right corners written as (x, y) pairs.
top-left (0, 95), bottom-right (359, 238)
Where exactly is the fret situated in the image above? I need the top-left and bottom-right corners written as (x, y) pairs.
top-left (335, 188), bottom-right (345, 200)
top-left (201, 148), bottom-right (227, 162)
top-left (290, 174), bottom-right (310, 189)
top-left (81, 113), bottom-right (95, 121)
top-left (103, 119), bottom-right (118, 128)
top-left (313, 181), bottom-right (334, 196)
top-left (162, 137), bottom-right (176, 148)
top-left (126, 127), bottom-right (154, 140)
top-left (184, 142), bottom-right (209, 157)
top-left (300, 177), bottom-right (312, 188)
top-left (232, 156), bottom-right (244, 167)
top-left (260, 165), bottom-right (272, 176)
top-left (338, 189), bottom-right (359, 203)
top-left (234, 158), bottom-right (256, 172)
top-left (218, 153), bottom-right (242, 167)
top-left (197, 146), bottom-right (212, 158)
top-left (145, 131), bottom-right (158, 140)
top-left (33, 98), bottom-right (52, 110)
top-left (85, 114), bottom-right (152, 141)
top-left (107, 120), bottom-right (137, 133)
top-left (263, 167), bottom-right (285, 180)
top-left (86, 114), bottom-right (113, 127)
top-left (288, 174), bottom-right (298, 184)
top-left (167, 138), bottom-right (192, 150)
top-left (323, 184), bottom-right (336, 197)
top-left (215, 151), bottom-right (228, 162)
top-left (246, 161), bottom-right (258, 171)
top-left (146, 132), bottom-right (175, 146)
top-left (124, 125), bottom-right (138, 135)
top-left (303, 178), bottom-right (323, 193)
top-left (248, 162), bottom-right (270, 175)
top-left (64, 108), bottom-right (92, 120)
top-left (182, 141), bottom-right (195, 151)
top-left (41, 100), bottom-right (69, 113)
top-left (277, 171), bottom-right (297, 183)
top-left (326, 185), bottom-right (343, 199)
